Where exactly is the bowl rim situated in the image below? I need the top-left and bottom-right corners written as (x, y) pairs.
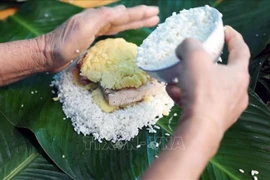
top-left (137, 6), bottom-right (223, 72)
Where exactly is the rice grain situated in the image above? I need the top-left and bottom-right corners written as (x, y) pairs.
top-left (51, 69), bottom-right (174, 142)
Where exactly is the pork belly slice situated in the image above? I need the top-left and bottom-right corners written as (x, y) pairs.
top-left (101, 79), bottom-right (165, 106)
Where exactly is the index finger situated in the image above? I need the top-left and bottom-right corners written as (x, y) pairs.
top-left (225, 26), bottom-right (250, 69)
top-left (109, 5), bottom-right (159, 26)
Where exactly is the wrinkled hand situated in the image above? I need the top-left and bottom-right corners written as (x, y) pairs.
top-left (166, 26), bottom-right (250, 132)
top-left (44, 5), bottom-right (159, 72)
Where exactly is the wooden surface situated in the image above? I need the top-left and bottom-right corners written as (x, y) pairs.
top-left (61, 0), bottom-right (118, 8)
top-left (0, 0), bottom-right (118, 20)
top-left (0, 7), bottom-right (18, 20)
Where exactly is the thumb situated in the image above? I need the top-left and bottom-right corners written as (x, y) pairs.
top-left (175, 38), bottom-right (212, 68)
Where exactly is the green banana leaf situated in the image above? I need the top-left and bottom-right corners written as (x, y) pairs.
top-left (0, 1), bottom-right (82, 41)
top-left (2, 76), bottom-right (270, 179)
top-left (0, 3), bottom-right (15, 11)
top-left (0, 0), bottom-right (270, 180)
top-left (0, 114), bottom-right (71, 179)
top-left (249, 54), bottom-right (267, 90)
top-left (0, 0), bottom-right (26, 10)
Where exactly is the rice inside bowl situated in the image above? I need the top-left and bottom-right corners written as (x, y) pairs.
top-left (136, 5), bottom-right (223, 71)
top-left (51, 67), bottom-right (174, 142)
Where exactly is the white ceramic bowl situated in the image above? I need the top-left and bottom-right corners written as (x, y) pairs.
top-left (139, 7), bottom-right (224, 84)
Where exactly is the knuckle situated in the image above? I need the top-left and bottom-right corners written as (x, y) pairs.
top-left (69, 13), bottom-right (81, 22)
top-left (137, 5), bottom-right (147, 18)
top-left (235, 32), bottom-right (244, 40)
top-left (241, 94), bottom-right (249, 110)
top-left (66, 14), bottom-right (82, 30)
top-left (242, 45), bottom-right (251, 59)
top-left (139, 5), bottom-right (147, 10)
top-left (237, 71), bottom-right (249, 81)
top-left (65, 13), bottom-right (81, 30)
top-left (235, 71), bottom-right (250, 90)
top-left (98, 7), bottom-right (111, 19)
top-left (244, 72), bottom-right (250, 84)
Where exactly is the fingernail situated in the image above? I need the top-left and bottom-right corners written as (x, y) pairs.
top-left (115, 5), bottom-right (126, 10)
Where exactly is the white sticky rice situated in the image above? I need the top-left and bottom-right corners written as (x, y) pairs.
top-left (51, 67), bottom-right (174, 142)
top-left (136, 5), bottom-right (223, 70)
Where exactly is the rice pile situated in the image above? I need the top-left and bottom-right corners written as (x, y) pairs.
top-left (136, 5), bottom-right (222, 70)
top-left (51, 68), bottom-right (174, 142)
